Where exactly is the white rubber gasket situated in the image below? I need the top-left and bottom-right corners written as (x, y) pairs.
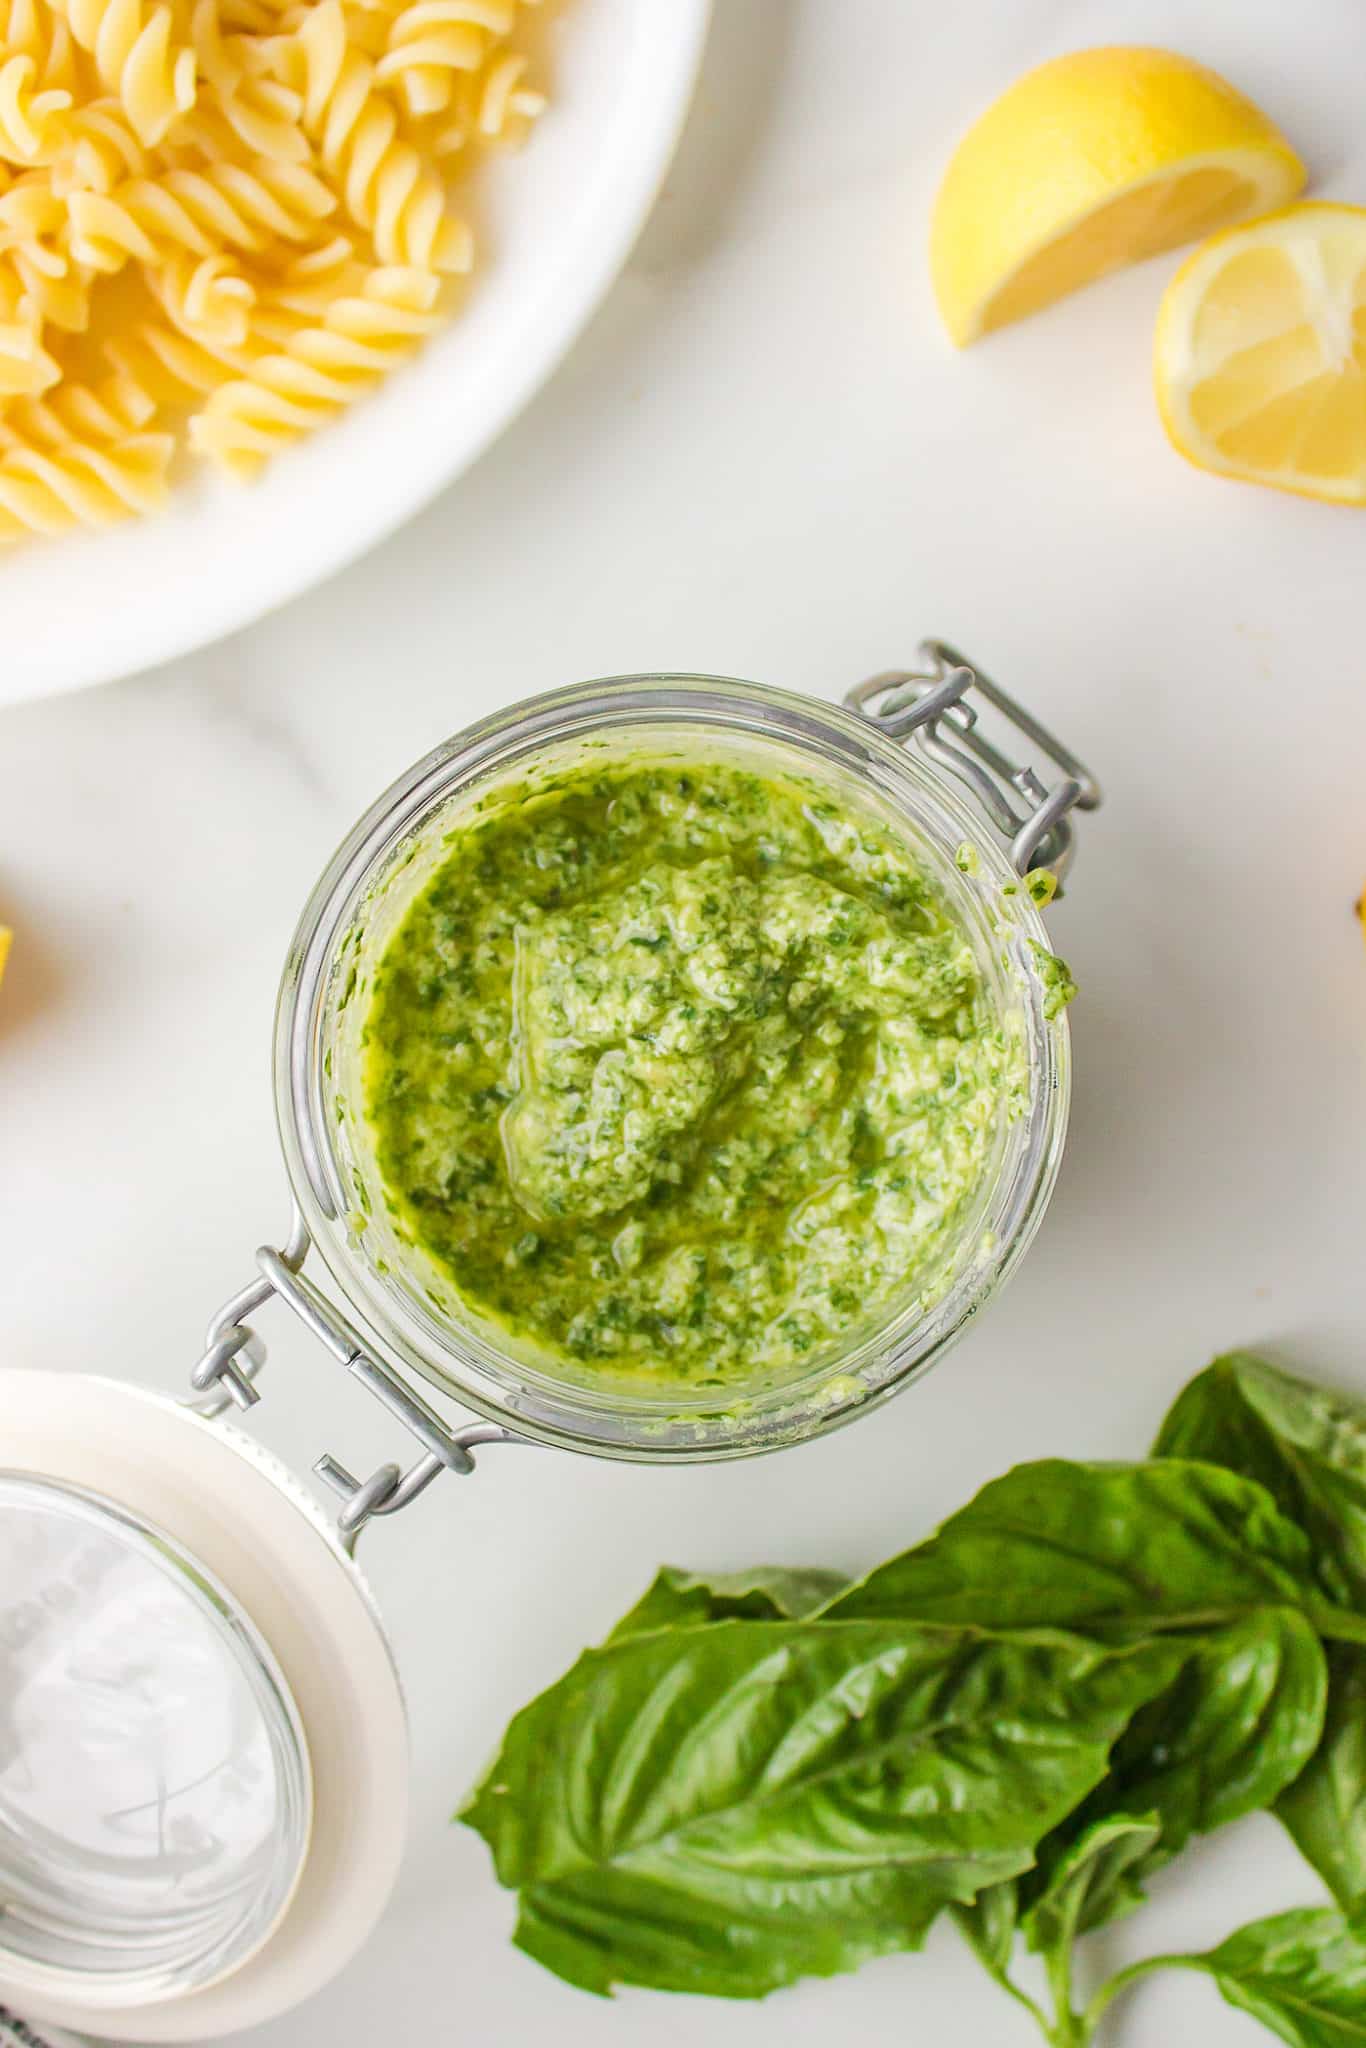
top-left (0, 1371), bottom-right (409, 2042)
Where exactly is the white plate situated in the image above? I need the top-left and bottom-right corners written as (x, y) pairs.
top-left (2, 0), bottom-right (709, 706)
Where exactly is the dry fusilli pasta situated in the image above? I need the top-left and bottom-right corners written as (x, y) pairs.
top-left (2, 0), bottom-right (78, 95)
top-left (375, 0), bottom-right (514, 119)
top-left (0, 426), bottom-right (171, 535)
top-left (50, 0), bottom-right (197, 144)
top-left (0, 0), bottom-right (547, 544)
top-left (189, 258), bottom-right (439, 471)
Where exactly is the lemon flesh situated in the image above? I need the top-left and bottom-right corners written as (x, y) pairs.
top-left (932, 46), bottom-right (1306, 345)
top-left (1155, 203), bottom-right (1366, 503)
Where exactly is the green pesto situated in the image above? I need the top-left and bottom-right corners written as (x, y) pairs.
top-left (362, 759), bottom-right (1027, 1388)
top-left (1031, 940), bottom-right (1078, 1021)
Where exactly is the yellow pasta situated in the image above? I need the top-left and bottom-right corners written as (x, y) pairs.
top-left (0, 53), bottom-right (74, 161)
top-left (67, 159), bottom-right (338, 267)
top-left (0, 367), bottom-right (155, 448)
top-left (51, 0), bottom-right (197, 145)
top-left (189, 259), bottom-right (439, 472)
top-left (3, 0), bottom-right (78, 95)
top-left (0, 317), bottom-right (60, 396)
top-left (0, 427), bottom-right (171, 534)
top-left (104, 314), bottom-right (253, 400)
top-left (44, 98), bottom-right (147, 192)
top-left (7, 240), bottom-right (90, 329)
top-left (0, 0), bottom-right (547, 544)
top-left (374, 0), bottom-right (513, 120)
top-left (285, 0), bottom-right (462, 269)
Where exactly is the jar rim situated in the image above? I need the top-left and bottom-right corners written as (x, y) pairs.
top-left (273, 674), bottom-right (1071, 1462)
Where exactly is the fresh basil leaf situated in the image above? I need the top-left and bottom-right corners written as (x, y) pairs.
top-left (1193, 1907), bottom-right (1366, 2048)
top-left (1277, 1647), bottom-right (1366, 1927)
top-left (606, 1565), bottom-right (848, 1644)
top-left (1155, 1353), bottom-right (1366, 1604)
top-left (461, 1620), bottom-right (1187, 1998)
top-left (1021, 1814), bottom-right (1161, 1957)
top-left (1096, 1611), bottom-right (1326, 1854)
top-left (952, 1882), bottom-right (1019, 1976)
top-left (1155, 1356), bottom-right (1366, 1917)
top-left (1031, 1610), bottom-right (1327, 1933)
top-left (828, 1459), bottom-right (1318, 1633)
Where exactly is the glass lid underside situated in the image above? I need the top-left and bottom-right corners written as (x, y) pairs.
top-left (0, 1473), bottom-right (310, 2005)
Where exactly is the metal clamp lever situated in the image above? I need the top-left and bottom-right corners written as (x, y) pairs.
top-left (845, 638), bottom-right (1101, 883)
top-left (188, 1205), bottom-right (525, 1551)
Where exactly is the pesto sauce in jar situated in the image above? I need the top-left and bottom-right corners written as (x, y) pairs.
top-left (361, 758), bottom-right (1025, 1388)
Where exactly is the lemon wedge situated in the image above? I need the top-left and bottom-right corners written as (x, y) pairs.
top-left (1155, 202), bottom-right (1366, 503)
top-left (931, 46), bottom-right (1306, 345)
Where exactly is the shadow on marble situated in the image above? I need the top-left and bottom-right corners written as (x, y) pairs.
top-left (0, 911), bottom-right (63, 1040)
top-left (632, 0), bottom-right (798, 273)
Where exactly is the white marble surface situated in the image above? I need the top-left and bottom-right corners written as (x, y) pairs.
top-left (5, 2), bottom-right (1366, 2043)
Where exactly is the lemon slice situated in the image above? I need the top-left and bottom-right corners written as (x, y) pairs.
top-left (1155, 203), bottom-right (1366, 503)
top-left (931, 46), bottom-right (1305, 346)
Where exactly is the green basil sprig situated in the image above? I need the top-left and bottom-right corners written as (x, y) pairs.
top-left (464, 1620), bottom-right (1185, 1999)
top-left (1085, 1908), bottom-right (1366, 2047)
top-left (1156, 1353), bottom-right (1366, 1924)
top-left (461, 1357), bottom-right (1366, 2044)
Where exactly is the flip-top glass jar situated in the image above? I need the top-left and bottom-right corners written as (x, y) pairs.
top-left (274, 646), bottom-right (1096, 1464)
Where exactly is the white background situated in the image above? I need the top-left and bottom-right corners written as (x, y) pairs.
top-left (4, 2), bottom-right (1366, 2043)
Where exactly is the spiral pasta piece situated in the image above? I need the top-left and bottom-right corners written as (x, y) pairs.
top-left (6, 239), bottom-right (90, 329)
top-left (50, 0), bottom-right (195, 143)
top-left (103, 313), bottom-right (253, 401)
top-left (3, 0), bottom-right (77, 92)
top-left (190, 261), bottom-right (439, 472)
top-left (0, 170), bottom-right (65, 250)
top-left (0, 313), bottom-right (58, 392)
top-left (0, 54), bottom-right (72, 162)
top-left (423, 33), bottom-right (544, 158)
top-left (0, 174), bottom-right (77, 341)
top-left (474, 44), bottom-right (543, 134)
top-left (155, 248), bottom-right (255, 346)
top-left (178, 76), bottom-right (309, 164)
top-left (374, 0), bottom-right (512, 120)
top-left (0, 365), bottom-right (155, 448)
top-left (43, 97), bottom-right (147, 193)
top-left (186, 0), bottom-right (275, 94)
top-left (0, 425), bottom-right (170, 536)
top-left (67, 157), bottom-right (337, 268)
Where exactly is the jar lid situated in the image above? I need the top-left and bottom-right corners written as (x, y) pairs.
top-left (0, 1372), bottom-right (408, 2042)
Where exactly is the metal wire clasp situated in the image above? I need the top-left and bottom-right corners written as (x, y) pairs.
top-left (845, 639), bottom-right (1101, 883)
top-left (188, 1206), bottom-right (524, 1551)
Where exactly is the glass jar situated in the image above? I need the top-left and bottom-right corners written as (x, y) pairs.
top-left (0, 641), bottom-right (1097, 2044)
top-left (275, 658), bottom-right (1088, 1464)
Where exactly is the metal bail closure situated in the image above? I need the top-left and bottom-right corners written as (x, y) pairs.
top-left (844, 638), bottom-right (1101, 883)
top-left (188, 1206), bottom-right (528, 1551)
